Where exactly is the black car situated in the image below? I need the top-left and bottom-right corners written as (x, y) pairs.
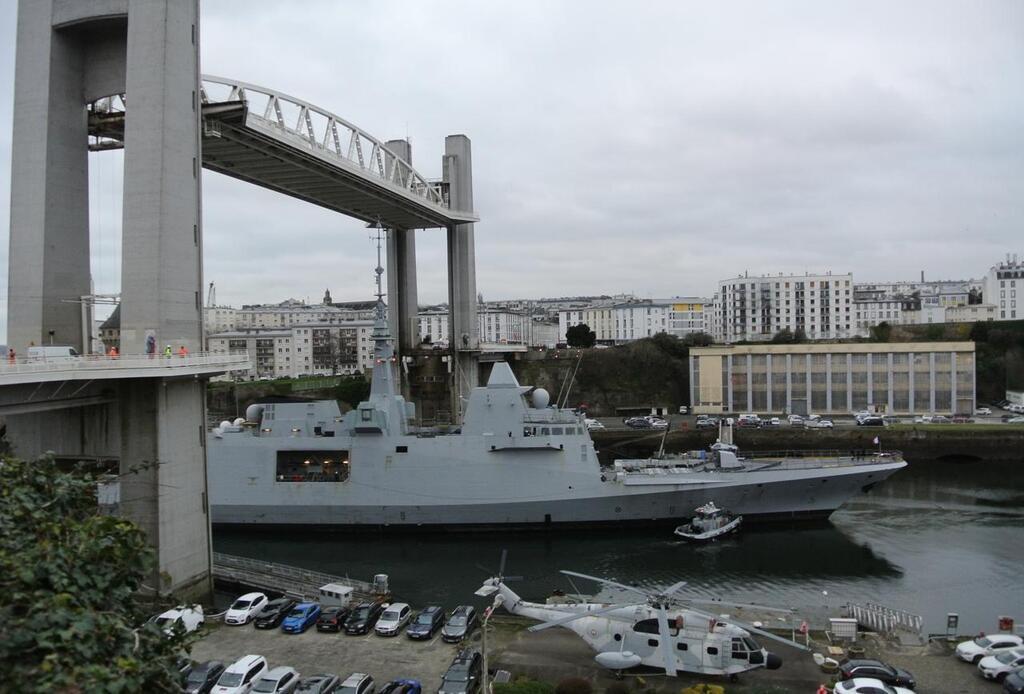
top-left (441, 605), bottom-right (478, 643)
top-left (253, 598), bottom-right (296, 629)
top-left (183, 660), bottom-right (226, 694)
top-left (296, 674), bottom-right (341, 693)
top-left (406, 605), bottom-right (445, 640)
top-left (317, 605), bottom-right (351, 632)
top-left (838, 659), bottom-right (916, 689)
top-left (438, 650), bottom-right (482, 694)
top-left (344, 602), bottom-right (385, 635)
top-left (1004, 668), bottom-right (1024, 694)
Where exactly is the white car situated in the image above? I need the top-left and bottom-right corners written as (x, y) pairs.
top-left (814, 419), bottom-right (835, 428)
top-left (584, 418), bottom-right (605, 430)
top-left (646, 416), bottom-right (669, 429)
top-left (956, 634), bottom-right (1024, 664)
top-left (979, 647), bottom-right (1024, 681)
top-left (975, 407), bottom-right (992, 415)
top-left (374, 602), bottom-right (412, 636)
top-left (214, 654), bottom-right (268, 694)
top-left (833, 678), bottom-right (914, 694)
top-left (253, 666), bottom-right (300, 693)
top-left (1008, 416), bottom-right (1024, 424)
top-left (225, 592), bottom-right (269, 626)
top-left (150, 604), bottom-right (204, 635)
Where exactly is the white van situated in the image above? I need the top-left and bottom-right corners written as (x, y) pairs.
top-left (27, 345), bottom-right (80, 360)
top-left (214, 654), bottom-right (268, 694)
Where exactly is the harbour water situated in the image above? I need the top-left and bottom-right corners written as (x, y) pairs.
top-left (214, 458), bottom-right (1023, 635)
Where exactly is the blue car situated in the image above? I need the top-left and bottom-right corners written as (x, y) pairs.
top-left (380, 679), bottom-right (422, 694)
top-left (281, 602), bottom-right (321, 634)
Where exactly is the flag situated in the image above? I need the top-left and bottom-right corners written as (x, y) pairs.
top-left (873, 436), bottom-right (880, 445)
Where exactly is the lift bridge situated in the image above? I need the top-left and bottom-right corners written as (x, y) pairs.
top-left (5, 0), bottom-right (480, 600)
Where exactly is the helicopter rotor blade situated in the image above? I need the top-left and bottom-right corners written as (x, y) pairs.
top-left (527, 603), bottom-right (640, 633)
top-left (499, 549), bottom-right (508, 577)
top-left (725, 616), bottom-right (811, 652)
top-left (660, 580), bottom-right (688, 599)
top-left (683, 597), bottom-right (794, 615)
top-left (656, 605), bottom-right (678, 676)
top-left (560, 570), bottom-right (650, 600)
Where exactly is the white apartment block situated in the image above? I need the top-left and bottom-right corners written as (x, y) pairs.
top-left (235, 299), bottom-right (375, 329)
top-left (557, 298), bottom-right (711, 344)
top-left (203, 305), bottom-right (238, 333)
top-left (709, 273), bottom-right (854, 343)
top-left (984, 254), bottom-right (1024, 321)
top-left (208, 322), bottom-right (375, 380)
top-left (417, 309), bottom-right (533, 346)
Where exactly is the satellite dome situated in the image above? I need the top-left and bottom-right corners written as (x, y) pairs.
top-left (219, 420), bottom-right (233, 430)
top-left (531, 388), bottom-right (550, 409)
top-left (232, 417), bottom-right (246, 426)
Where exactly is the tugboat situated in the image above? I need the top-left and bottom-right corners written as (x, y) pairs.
top-left (673, 502), bottom-right (742, 542)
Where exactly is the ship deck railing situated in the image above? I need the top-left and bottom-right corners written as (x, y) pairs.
top-left (212, 552), bottom-right (380, 603)
top-left (739, 449), bottom-right (904, 463)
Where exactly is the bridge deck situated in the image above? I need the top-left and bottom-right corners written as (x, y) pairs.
top-left (0, 352), bottom-right (251, 386)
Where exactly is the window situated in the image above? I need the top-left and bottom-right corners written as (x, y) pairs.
top-left (707, 646), bottom-right (718, 655)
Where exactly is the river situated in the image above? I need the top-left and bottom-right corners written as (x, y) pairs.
top-left (213, 458), bottom-right (1023, 634)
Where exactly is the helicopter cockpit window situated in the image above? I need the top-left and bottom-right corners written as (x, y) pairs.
top-left (743, 637), bottom-right (759, 651)
top-left (731, 637), bottom-right (748, 660)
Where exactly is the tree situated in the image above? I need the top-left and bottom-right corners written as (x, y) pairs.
top-left (770, 328), bottom-right (795, 344)
top-left (870, 321), bottom-right (893, 343)
top-left (0, 455), bottom-right (194, 691)
top-left (682, 331), bottom-right (714, 347)
top-left (565, 323), bottom-right (597, 348)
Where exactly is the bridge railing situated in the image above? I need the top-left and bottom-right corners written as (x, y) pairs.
top-left (200, 76), bottom-right (450, 210)
top-left (0, 351), bottom-right (251, 376)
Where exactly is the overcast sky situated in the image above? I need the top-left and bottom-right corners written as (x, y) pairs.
top-left (0, 0), bottom-right (1022, 332)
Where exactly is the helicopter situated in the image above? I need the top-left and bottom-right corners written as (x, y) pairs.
top-left (476, 558), bottom-right (808, 679)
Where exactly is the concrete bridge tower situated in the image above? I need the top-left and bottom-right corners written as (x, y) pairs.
top-left (7, 0), bottom-right (210, 599)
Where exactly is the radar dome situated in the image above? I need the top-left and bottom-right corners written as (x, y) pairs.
top-left (232, 417), bottom-right (246, 426)
top-left (219, 420), bottom-right (233, 430)
top-left (531, 388), bottom-right (550, 409)
top-left (245, 404), bottom-right (264, 423)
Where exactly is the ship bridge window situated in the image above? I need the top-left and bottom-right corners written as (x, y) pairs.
top-left (276, 450), bottom-right (349, 483)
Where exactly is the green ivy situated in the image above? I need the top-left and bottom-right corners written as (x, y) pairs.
top-left (0, 456), bottom-right (195, 692)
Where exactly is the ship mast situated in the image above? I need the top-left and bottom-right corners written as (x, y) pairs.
top-left (369, 224), bottom-right (397, 399)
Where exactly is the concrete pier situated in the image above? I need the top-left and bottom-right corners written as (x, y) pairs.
top-left (443, 135), bottom-right (480, 417)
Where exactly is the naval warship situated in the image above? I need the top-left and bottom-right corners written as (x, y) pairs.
top-left (206, 263), bottom-right (907, 528)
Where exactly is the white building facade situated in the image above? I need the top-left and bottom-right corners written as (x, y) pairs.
top-left (709, 273), bottom-right (854, 343)
top-left (984, 255), bottom-right (1024, 321)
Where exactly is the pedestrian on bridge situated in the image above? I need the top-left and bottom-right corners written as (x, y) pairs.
top-left (164, 344), bottom-right (172, 358)
top-left (8, 348), bottom-right (15, 364)
top-left (108, 346), bottom-right (119, 359)
top-left (178, 345), bottom-right (188, 358)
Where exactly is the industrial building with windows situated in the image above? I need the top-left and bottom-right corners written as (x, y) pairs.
top-left (689, 342), bottom-right (975, 416)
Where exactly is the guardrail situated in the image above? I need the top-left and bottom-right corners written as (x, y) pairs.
top-left (849, 602), bottom-right (923, 637)
top-left (743, 449), bottom-right (904, 462)
top-left (0, 351), bottom-right (250, 377)
top-left (212, 552), bottom-right (378, 603)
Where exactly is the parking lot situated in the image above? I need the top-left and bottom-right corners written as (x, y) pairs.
top-left (191, 618), bottom-right (470, 688)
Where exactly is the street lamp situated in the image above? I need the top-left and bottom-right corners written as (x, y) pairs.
top-left (481, 594), bottom-right (504, 694)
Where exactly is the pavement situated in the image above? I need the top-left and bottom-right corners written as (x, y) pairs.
top-left (191, 613), bottom-right (997, 693)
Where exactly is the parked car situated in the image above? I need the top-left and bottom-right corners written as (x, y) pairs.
top-left (186, 663), bottom-right (228, 694)
top-left (814, 419), bottom-right (835, 428)
top-left (344, 602), bottom-right (385, 635)
top-left (316, 606), bottom-right (351, 633)
top-left (213, 654), bottom-right (268, 694)
top-left (838, 659), bottom-right (916, 689)
top-left (930, 415), bottom-right (951, 424)
top-left (1004, 667), bottom-right (1024, 693)
top-left (646, 416), bottom-right (669, 429)
top-left (379, 680), bottom-right (421, 694)
top-left (624, 416), bottom-right (652, 429)
top-left (677, 405), bottom-right (689, 414)
top-left (1008, 416), bottom-right (1024, 424)
top-left (295, 674), bottom-right (341, 694)
top-left (407, 605), bottom-right (446, 640)
top-left (584, 418), bottom-right (605, 430)
top-left (441, 605), bottom-right (479, 643)
top-left (764, 417), bottom-right (781, 428)
top-left (833, 678), bottom-right (913, 694)
top-left (150, 604), bottom-right (204, 635)
top-left (185, 661), bottom-right (227, 694)
top-left (438, 650), bottom-right (483, 694)
top-left (254, 598), bottom-right (297, 629)
top-left (281, 602), bottom-right (322, 634)
top-left (253, 667), bottom-right (301, 694)
top-left (956, 634), bottom-right (1024, 664)
top-left (696, 417), bottom-right (719, 430)
top-left (375, 603), bottom-right (412, 636)
top-left (225, 592), bottom-right (269, 626)
top-left (976, 407), bottom-right (992, 415)
top-left (979, 648), bottom-right (1024, 681)
top-left (857, 416), bottom-right (885, 427)
top-left (337, 673), bottom-right (375, 694)
top-left (787, 414), bottom-right (804, 427)
top-left (951, 414), bottom-right (974, 424)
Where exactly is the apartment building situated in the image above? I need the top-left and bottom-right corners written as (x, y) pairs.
top-left (558, 298), bottom-right (711, 344)
top-left (984, 254), bottom-right (1024, 321)
top-left (417, 308), bottom-right (534, 346)
top-left (709, 273), bottom-right (854, 342)
top-left (689, 342), bottom-right (976, 416)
